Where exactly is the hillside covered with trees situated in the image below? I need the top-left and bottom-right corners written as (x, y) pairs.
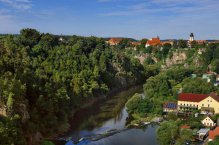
top-left (0, 29), bottom-right (147, 145)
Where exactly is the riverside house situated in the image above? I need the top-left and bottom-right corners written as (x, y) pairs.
top-left (163, 102), bottom-right (178, 113)
top-left (177, 93), bottom-right (219, 114)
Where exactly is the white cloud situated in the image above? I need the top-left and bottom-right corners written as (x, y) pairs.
top-left (0, 0), bottom-right (32, 10)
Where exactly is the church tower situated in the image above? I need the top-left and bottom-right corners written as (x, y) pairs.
top-left (189, 33), bottom-right (194, 41)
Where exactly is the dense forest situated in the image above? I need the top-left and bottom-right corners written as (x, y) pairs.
top-left (0, 29), bottom-right (147, 145)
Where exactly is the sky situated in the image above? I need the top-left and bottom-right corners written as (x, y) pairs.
top-left (0, 0), bottom-right (219, 40)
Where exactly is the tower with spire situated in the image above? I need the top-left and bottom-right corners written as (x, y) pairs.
top-left (189, 33), bottom-right (194, 41)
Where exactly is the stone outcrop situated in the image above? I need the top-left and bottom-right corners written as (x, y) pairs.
top-left (165, 51), bottom-right (187, 67)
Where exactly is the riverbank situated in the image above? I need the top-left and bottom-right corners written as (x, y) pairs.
top-left (50, 85), bottom-right (143, 144)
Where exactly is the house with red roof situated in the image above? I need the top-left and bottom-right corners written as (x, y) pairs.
top-left (209, 127), bottom-right (219, 141)
top-left (145, 37), bottom-right (162, 48)
top-left (178, 93), bottom-right (219, 114)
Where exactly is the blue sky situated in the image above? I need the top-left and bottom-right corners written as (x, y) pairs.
top-left (0, 0), bottom-right (219, 39)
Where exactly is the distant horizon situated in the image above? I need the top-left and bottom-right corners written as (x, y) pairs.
top-left (1, 30), bottom-right (218, 41)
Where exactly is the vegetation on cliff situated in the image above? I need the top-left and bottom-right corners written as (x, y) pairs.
top-left (0, 28), bottom-right (146, 144)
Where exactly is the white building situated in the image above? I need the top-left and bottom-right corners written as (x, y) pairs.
top-left (201, 116), bottom-right (216, 127)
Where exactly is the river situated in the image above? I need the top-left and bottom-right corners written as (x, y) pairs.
top-left (58, 86), bottom-right (159, 145)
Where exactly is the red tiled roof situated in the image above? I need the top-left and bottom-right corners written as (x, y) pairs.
top-left (178, 93), bottom-right (208, 102)
top-left (209, 92), bottom-right (219, 102)
top-left (209, 127), bottom-right (219, 140)
top-left (108, 38), bottom-right (123, 45)
top-left (180, 125), bottom-right (191, 129)
top-left (146, 38), bottom-right (161, 46)
top-left (178, 93), bottom-right (219, 103)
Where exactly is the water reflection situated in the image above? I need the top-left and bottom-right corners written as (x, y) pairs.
top-left (60, 86), bottom-right (159, 145)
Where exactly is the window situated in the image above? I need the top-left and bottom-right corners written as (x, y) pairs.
top-left (202, 104), bottom-right (204, 107)
top-left (208, 104), bottom-right (210, 107)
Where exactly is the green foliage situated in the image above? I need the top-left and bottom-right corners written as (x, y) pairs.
top-left (199, 43), bottom-right (219, 70)
top-left (19, 28), bottom-right (40, 47)
top-left (208, 136), bottom-right (219, 145)
top-left (0, 29), bottom-right (146, 144)
top-left (0, 119), bottom-right (26, 145)
top-left (190, 41), bottom-right (198, 48)
top-left (178, 40), bottom-right (188, 48)
top-left (162, 43), bottom-right (172, 57)
top-left (211, 59), bottom-right (219, 74)
top-left (144, 56), bottom-right (155, 65)
top-left (157, 121), bottom-right (179, 145)
top-left (41, 140), bottom-right (55, 145)
top-left (175, 129), bottom-right (193, 145)
top-left (126, 93), bottom-right (152, 116)
top-left (167, 113), bottom-right (178, 121)
top-left (182, 78), bottom-right (216, 94)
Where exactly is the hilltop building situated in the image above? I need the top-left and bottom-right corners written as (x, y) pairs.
top-left (107, 38), bottom-right (123, 46)
top-left (178, 93), bottom-right (219, 114)
top-left (145, 36), bottom-right (162, 48)
top-left (189, 33), bottom-right (194, 41)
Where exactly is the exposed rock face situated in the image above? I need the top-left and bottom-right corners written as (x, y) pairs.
top-left (134, 54), bottom-right (158, 64)
top-left (165, 51), bottom-right (187, 67)
top-left (134, 54), bottom-right (149, 64)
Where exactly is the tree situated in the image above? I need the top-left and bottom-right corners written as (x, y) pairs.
top-left (140, 39), bottom-right (148, 47)
top-left (20, 28), bottom-right (40, 47)
top-left (145, 46), bottom-right (153, 53)
top-left (211, 59), bottom-right (219, 74)
top-left (178, 40), bottom-right (187, 48)
top-left (126, 93), bottom-right (152, 116)
top-left (144, 56), bottom-right (155, 65)
top-left (175, 129), bottom-right (193, 145)
top-left (157, 121), bottom-right (179, 145)
top-left (208, 136), bottom-right (219, 145)
top-left (6, 93), bottom-right (14, 116)
top-left (182, 78), bottom-right (216, 94)
top-left (190, 41), bottom-right (198, 48)
top-left (162, 43), bottom-right (172, 56)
